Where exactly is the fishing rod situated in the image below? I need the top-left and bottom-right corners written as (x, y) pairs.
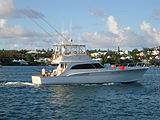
top-left (21, 10), bottom-right (53, 40)
top-left (30, 17), bottom-right (53, 39)
top-left (39, 15), bottom-right (69, 41)
top-left (26, 9), bottom-right (69, 42)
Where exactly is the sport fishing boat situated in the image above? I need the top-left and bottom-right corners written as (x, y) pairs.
top-left (32, 42), bottom-right (148, 85)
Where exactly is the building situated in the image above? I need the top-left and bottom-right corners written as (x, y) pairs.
top-left (12, 59), bottom-right (28, 65)
top-left (91, 52), bottom-right (107, 58)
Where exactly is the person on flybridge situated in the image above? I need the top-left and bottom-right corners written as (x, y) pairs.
top-left (68, 39), bottom-right (73, 43)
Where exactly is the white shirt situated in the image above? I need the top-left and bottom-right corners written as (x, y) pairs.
top-left (42, 68), bottom-right (45, 75)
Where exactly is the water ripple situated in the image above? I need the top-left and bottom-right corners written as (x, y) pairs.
top-left (0, 66), bottom-right (160, 120)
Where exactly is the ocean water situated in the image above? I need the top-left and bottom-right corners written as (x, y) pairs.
top-left (0, 66), bottom-right (160, 120)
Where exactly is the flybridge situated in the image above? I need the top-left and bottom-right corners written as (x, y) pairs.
top-left (52, 43), bottom-right (86, 60)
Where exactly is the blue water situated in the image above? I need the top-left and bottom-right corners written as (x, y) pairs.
top-left (0, 66), bottom-right (160, 120)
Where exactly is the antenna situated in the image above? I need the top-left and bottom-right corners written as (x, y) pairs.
top-left (69, 18), bottom-right (72, 40)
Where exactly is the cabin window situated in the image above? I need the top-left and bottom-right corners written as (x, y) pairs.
top-left (92, 63), bottom-right (104, 68)
top-left (60, 64), bottom-right (67, 69)
top-left (71, 64), bottom-right (94, 69)
top-left (71, 63), bottom-right (104, 69)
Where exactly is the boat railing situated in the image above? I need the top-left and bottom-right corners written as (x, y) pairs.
top-left (52, 43), bottom-right (86, 60)
top-left (124, 63), bottom-right (149, 67)
top-left (106, 62), bottom-right (149, 69)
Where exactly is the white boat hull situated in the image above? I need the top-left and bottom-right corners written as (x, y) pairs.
top-left (32, 68), bottom-right (148, 85)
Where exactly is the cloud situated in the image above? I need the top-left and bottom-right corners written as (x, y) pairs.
top-left (72, 26), bottom-right (82, 30)
top-left (0, 0), bottom-right (44, 19)
top-left (154, 9), bottom-right (160, 16)
top-left (88, 7), bottom-right (109, 22)
top-left (140, 21), bottom-right (160, 46)
top-left (89, 7), bottom-right (104, 17)
top-left (0, 0), bottom-right (19, 18)
top-left (107, 16), bottom-right (119, 34)
top-left (20, 8), bottom-right (44, 19)
top-left (0, 0), bottom-right (49, 49)
top-left (0, 1), bottom-right (159, 50)
top-left (52, 29), bottom-right (70, 42)
top-left (151, 9), bottom-right (160, 21)
top-left (76, 16), bottom-right (159, 49)
top-left (0, 19), bottom-right (7, 27)
top-left (0, 19), bottom-right (45, 40)
top-left (0, 19), bottom-right (53, 49)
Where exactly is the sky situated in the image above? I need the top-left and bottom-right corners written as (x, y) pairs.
top-left (0, 0), bottom-right (160, 50)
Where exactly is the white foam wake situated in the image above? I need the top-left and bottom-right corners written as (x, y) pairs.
top-left (4, 82), bottom-right (34, 86)
top-left (102, 83), bottom-right (115, 85)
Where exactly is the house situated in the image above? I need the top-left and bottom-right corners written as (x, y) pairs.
top-left (152, 50), bottom-right (159, 55)
top-left (91, 52), bottom-right (107, 58)
top-left (34, 58), bottom-right (51, 63)
top-left (92, 58), bottom-right (103, 62)
top-left (27, 50), bottom-right (38, 54)
top-left (12, 59), bottom-right (28, 65)
top-left (120, 57), bottom-right (126, 60)
top-left (27, 50), bottom-right (45, 54)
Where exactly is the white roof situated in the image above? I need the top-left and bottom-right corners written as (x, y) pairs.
top-left (53, 43), bottom-right (85, 47)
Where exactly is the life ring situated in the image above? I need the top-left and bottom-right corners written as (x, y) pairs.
top-left (111, 65), bottom-right (116, 67)
top-left (120, 66), bottom-right (124, 70)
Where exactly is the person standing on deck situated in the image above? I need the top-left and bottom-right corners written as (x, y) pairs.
top-left (42, 68), bottom-right (46, 76)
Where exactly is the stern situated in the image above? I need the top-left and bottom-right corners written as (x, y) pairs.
top-left (32, 76), bottom-right (42, 84)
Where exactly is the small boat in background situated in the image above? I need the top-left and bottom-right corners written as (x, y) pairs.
top-left (32, 41), bottom-right (148, 85)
